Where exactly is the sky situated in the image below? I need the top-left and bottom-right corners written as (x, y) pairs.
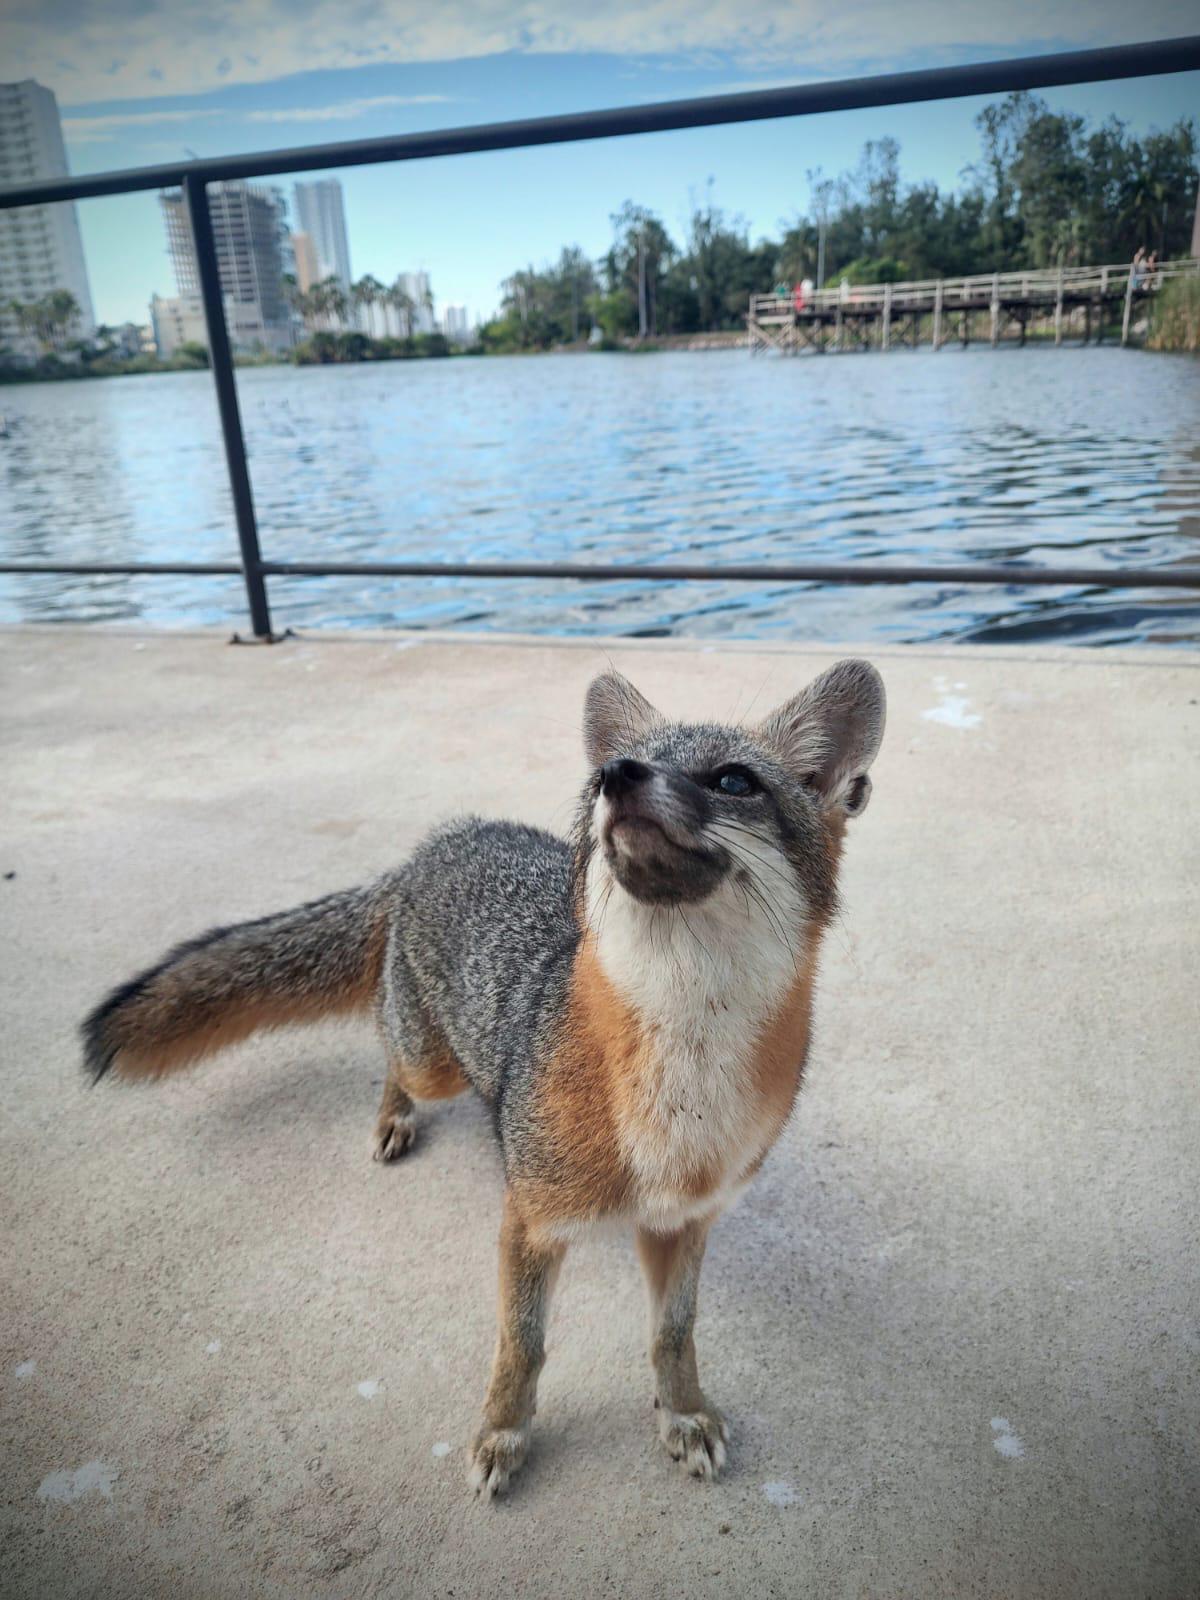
top-left (3, 0), bottom-right (1198, 327)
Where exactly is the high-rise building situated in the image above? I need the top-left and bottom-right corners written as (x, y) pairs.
top-left (292, 179), bottom-right (351, 293)
top-left (0, 79), bottom-right (95, 362)
top-left (159, 181), bottom-right (293, 353)
top-left (443, 304), bottom-right (472, 342)
top-left (291, 232), bottom-right (320, 294)
top-left (398, 270), bottom-right (435, 334)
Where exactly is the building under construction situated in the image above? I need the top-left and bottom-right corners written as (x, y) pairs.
top-left (159, 180), bottom-right (293, 354)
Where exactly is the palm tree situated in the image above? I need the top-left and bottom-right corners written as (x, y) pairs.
top-left (43, 290), bottom-right (81, 350)
top-left (387, 279), bottom-right (415, 338)
top-left (351, 274), bottom-right (385, 337)
top-left (8, 299), bottom-right (39, 350)
top-left (282, 272), bottom-right (308, 330)
top-left (317, 276), bottom-right (349, 330)
top-left (8, 290), bottom-right (80, 355)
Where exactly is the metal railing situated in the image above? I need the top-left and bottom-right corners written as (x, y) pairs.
top-left (2, 35), bottom-right (1200, 639)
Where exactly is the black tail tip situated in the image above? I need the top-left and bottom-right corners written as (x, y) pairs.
top-left (80, 979), bottom-right (139, 1084)
top-left (80, 1013), bottom-right (116, 1084)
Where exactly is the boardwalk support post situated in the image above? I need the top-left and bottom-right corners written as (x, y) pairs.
top-left (990, 272), bottom-right (1000, 346)
top-left (1122, 261), bottom-right (1135, 345)
top-left (881, 282), bottom-right (892, 350)
top-left (1054, 262), bottom-right (1065, 346)
top-left (932, 279), bottom-right (943, 349)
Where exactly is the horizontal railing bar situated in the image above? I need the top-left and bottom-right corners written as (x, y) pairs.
top-left (2, 37), bottom-right (1198, 210)
top-left (4, 559), bottom-right (1200, 589)
top-left (0, 562), bottom-right (244, 575)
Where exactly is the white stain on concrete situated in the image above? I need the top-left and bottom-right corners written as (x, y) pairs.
top-left (14, 1360), bottom-right (36, 1380)
top-left (205, 1340), bottom-right (221, 1355)
top-left (761, 1480), bottom-right (798, 1508)
top-left (431, 1441), bottom-right (451, 1458)
top-left (356, 1379), bottom-right (382, 1400)
top-left (923, 676), bottom-right (982, 729)
top-left (36, 1461), bottom-right (117, 1504)
top-left (990, 1417), bottom-right (1025, 1459)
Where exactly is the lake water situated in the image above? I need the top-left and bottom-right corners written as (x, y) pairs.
top-left (1, 348), bottom-right (1198, 645)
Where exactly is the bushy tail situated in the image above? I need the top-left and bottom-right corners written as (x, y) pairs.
top-left (82, 879), bottom-right (393, 1083)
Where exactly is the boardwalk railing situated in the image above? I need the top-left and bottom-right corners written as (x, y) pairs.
top-left (750, 258), bottom-right (1200, 320)
top-left (2, 36), bottom-right (1200, 638)
top-left (749, 257), bottom-right (1200, 354)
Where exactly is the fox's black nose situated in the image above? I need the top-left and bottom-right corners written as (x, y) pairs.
top-left (600, 758), bottom-right (652, 796)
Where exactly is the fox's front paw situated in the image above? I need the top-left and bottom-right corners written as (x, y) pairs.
top-left (469, 1424), bottom-right (530, 1499)
top-left (657, 1402), bottom-right (729, 1481)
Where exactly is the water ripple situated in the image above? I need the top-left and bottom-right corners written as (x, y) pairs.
top-left (1, 347), bottom-right (1198, 645)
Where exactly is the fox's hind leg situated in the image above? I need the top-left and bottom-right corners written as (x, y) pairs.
top-left (373, 1059), bottom-right (418, 1161)
top-left (373, 934), bottom-right (469, 1160)
top-left (373, 1049), bottom-right (469, 1161)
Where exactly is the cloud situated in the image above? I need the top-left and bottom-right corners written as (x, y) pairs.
top-left (244, 94), bottom-right (455, 123)
top-left (6, 0), bottom-right (1197, 105)
top-left (62, 94), bottom-right (454, 142)
top-left (61, 107), bottom-right (225, 142)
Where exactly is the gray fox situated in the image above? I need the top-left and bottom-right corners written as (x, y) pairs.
top-left (83, 659), bottom-right (885, 1497)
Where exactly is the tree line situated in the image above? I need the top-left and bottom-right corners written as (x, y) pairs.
top-left (284, 273), bottom-right (434, 338)
top-left (5, 289), bottom-right (84, 356)
top-left (479, 92), bottom-right (1198, 350)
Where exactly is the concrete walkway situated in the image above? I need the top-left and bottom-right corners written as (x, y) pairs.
top-left (2, 627), bottom-right (1197, 1600)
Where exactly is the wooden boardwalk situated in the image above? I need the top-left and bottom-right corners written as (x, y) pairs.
top-left (748, 257), bottom-right (1200, 354)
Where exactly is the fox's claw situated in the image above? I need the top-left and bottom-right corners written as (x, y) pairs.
top-left (468, 1425), bottom-right (530, 1499)
top-left (658, 1405), bottom-right (729, 1481)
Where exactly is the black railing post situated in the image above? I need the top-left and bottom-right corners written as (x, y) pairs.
top-left (183, 174), bottom-right (275, 640)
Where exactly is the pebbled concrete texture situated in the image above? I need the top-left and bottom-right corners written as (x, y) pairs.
top-left (1, 625), bottom-right (1197, 1600)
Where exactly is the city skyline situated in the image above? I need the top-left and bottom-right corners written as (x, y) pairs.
top-left (2, 3), bottom-right (1198, 331)
top-left (149, 175), bottom-right (453, 352)
top-left (50, 55), bottom-right (1200, 331)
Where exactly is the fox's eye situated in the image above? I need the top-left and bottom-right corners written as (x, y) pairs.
top-left (711, 765), bottom-right (758, 797)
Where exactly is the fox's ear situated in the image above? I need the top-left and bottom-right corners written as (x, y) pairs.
top-left (584, 671), bottom-right (663, 767)
top-left (756, 659), bottom-right (885, 817)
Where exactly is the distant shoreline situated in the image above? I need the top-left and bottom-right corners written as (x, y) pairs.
top-left (0, 329), bottom-right (752, 385)
top-left (4, 317), bottom-right (1193, 387)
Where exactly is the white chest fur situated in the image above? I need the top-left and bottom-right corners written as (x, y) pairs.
top-left (585, 844), bottom-right (806, 1231)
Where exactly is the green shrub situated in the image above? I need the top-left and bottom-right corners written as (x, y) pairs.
top-left (1147, 277), bottom-right (1200, 353)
